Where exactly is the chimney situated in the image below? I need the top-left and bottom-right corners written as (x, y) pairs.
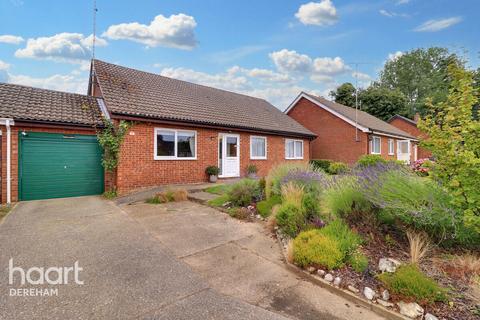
top-left (414, 112), bottom-right (420, 123)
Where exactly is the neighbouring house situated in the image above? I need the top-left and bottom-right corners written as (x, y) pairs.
top-left (388, 114), bottom-right (432, 159)
top-left (0, 83), bottom-right (104, 203)
top-left (89, 60), bottom-right (315, 195)
top-left (286, 92), bottom-right (418, 165)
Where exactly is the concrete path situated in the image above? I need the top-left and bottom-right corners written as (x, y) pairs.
top-left (121, 200), bottom-right (386, 320)
top-left (0, 196), bottom-right (286, 320)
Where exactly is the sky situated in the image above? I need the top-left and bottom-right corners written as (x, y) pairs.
top-left (0, 0), bottom-right (479, 110)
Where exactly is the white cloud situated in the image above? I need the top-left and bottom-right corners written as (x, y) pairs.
top-left (313, 56), bottom-right (348, 75)
top-left (388, 51), bottom-right (404, 61)
top-left (414, 17), bottom-right (462, 32)
top-left (0, 59), bottom-right (10, 70)
top-left (103, 13), bottom-right (197, 50)
top-left (0, 35), bottom-right (24, 45)
top-left (379, 9), bottom-right (394, 17)
top-left (396, 0), bottom-right (410, 4)
top-left (15, 33), bottom-right (107, 64)
top-left (228, 66), bottom-right (292, 83)
top-left (209, 45), bottom-right (268, 64)
top-left (379, 9), bottom-right (409, 18)
top-left (295, 0), bottom-right (338, 26)
top-left (269, 49), bottom-right (312, 73)
top-left (0, 60), bottom-right (9, 82)
top-left (7, 73), bottom-right (88, 94)
top-left (352, 71), bottom-right (371, 81)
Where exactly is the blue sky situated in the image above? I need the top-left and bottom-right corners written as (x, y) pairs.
top-left (0, 0), bottom-right (479, 109)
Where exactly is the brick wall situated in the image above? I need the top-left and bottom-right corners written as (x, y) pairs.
top-left (115, 122), bottom-right (310, 194)
top-left (389, 118), bottom-right (431, 159)
top-left (1, 125), bottom-right (97, 203)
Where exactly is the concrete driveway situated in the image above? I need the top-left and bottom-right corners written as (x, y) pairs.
top-left (120, 200), bottom-right (386, 320)
top-left (0, 197), bottom-right (285, 320)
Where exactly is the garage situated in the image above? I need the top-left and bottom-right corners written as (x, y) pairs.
top-left (18, 132), bottom-right (104, 201)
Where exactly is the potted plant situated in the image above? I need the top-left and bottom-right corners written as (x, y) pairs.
top-left (205, 166), bottom-right (220, 183)
top-left (246, 164), bottom-right (258, 179)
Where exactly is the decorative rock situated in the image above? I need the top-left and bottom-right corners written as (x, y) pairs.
top-left (255, 214), bottom-right (261, 219)
top-left (222, 201), bottom-right (232, 207)
top-left (324, 273), bottom-right (334, 282)
top-left (424, 313), bottom-right (438, 320)
top-left (347, 285), bottom-right (359, 293)
top-left (381, 289), bottom-right (390, 301)
top-left (397, 301), bottom-right (424, 319)
top-left (333, 277), bottom-right (341, 286)
top-left (378, 258), bottom-right (401, 273)
top-left (363, 287), bottom-right (376, 300)
top-left (306, 266), bottom-right (316, 273)
top-left (377, 299), bottom-right (394, 308)
top-left (317, 269), bottom-right (326, 277)
top-left (274, 226), bottom-right (279, 230)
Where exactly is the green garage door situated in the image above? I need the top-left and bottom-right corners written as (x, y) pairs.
top-left (19, 132), bottom-right (104, 201)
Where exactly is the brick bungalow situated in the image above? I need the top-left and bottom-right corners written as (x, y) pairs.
top-left (0, 83), bottom-right (104, 204)
top-left (286, 92), bottom-right (418, 165)
top-left (388, 114), bottom-right (432, 159)
top-left (89, 60), bottom-right (315, 195)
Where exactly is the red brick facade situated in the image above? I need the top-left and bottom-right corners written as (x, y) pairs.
top-left (287, 97), bottom-right (415, 164)
top-left (114, 122), bottom-right (310, 194)
top-left (0, 125), bottom-right (97, 203)
top-left (389, 117), bottom-right (431, 159)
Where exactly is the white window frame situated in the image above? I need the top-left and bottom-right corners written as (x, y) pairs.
top-left (154, 128), bottom-right (197, 160)
top-left (388, 139), bottom-right (395, 155)
top-left (285, 139), bottom-right (304, 160)
top-left (370, 136), bottom-right (381, 155)
top-left (250, 136), bottom-right (267, 160)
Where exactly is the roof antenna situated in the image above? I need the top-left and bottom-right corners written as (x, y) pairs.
top-left (92, 0), bottom-right (98, 61)
top-left (354, 62), bottom-right (359, 142)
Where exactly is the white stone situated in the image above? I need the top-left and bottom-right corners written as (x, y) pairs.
top-left (378, 258), bottom-right (401, 273)
top-left (317, 269), bottom-right (326, 276)
top-left (424, 313), bottom-right (438, 320)
top-left (333, 277), bottom-right (341, 286)
top-left (381, 289), bottom-right (390, 301)
top-left (363, 287), bottom-right (376, 300)
top-left (397, 301), bottom-right (424, 318)
top-left (347, 285), bottom-right (359, 293)
top-left (306, 266), bottom-right (316, 273)
top-left (377, 299), bottom-right (394, 308)
top-left (324, 273), bottom-right (334, 282)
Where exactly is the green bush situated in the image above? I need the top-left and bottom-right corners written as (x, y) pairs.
top-left (321, 176), bottom-right (372, 218)
top-left (276, 203), bottom-right (306, 238)
top-left (256, 195), bottom-right (282, 218)
top-left (319, 219), bottom-right (362, 257)
top-left (310, 159), bottom-right (332, 172)
top-left (293, 230), bottom-right (344, 270)
top-left (228, 179), bottom-right (260, 207)
top-left (378, 264), bottom-right (448, 304)
top-left (347, 251), bottom-right (369, 273)
top-left (328, 162), bottom-right (349, 175)
top-left (356, 154), bottom-right (387, 167)
top-left (266, 163), bottom-right (311, 198)
top-left (302, 192), bottom-right (321, 220)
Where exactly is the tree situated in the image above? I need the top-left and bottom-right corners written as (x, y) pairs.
top-left (418, 64), bottom-right (480, 233)
top-left (329, 82), bottom-right (356, 107)
top-left (358, 86), bottom-right (408, 121)
top-left (378, 47), bottom-right (463, 116)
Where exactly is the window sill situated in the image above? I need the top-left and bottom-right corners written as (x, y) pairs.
top-left (154, 157), bottom-right (197, 161)
top-left (285, 157), bottom-right (304, 160)
top-left (370, 152), bottom-right (381, 155)
top-left (250, 157), bottom-right (267, 160)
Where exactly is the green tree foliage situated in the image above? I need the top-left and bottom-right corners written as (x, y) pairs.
top-left (378, 47), bottom-right (463, 116)
top-left (418, 64), bottom-right (480, 233)
top-left (359, 86), bottom-right (408, 121)
top-left (330, 82), bottom-right (356, 107)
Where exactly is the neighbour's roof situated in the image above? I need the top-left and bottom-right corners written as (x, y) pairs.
top-left (92, 59), bottom-right (315, 138)
top-left (291, 92), bottom-right (416, 140)
top-left (388, 114), bottom-right (417, 126)
top-left (0, 82), bottom-right (103, 126)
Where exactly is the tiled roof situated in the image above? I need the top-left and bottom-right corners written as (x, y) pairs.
top-left (301, 92), bottom-right (417, 139)
top-left (388, 114), bottom-right (417, 125)
top-left (0, 82), bottom-right (103, 126)
top-left (93, 59), bottom-right (315, 137)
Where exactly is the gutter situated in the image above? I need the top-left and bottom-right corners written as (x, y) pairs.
top-left (0, 118), bottom-right (14, 204)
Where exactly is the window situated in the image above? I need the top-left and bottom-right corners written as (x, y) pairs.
top-left (388, 139), bottom-right (394, 155)
top-left (285, 139), bottom-right (303, 159)
top-left (226, 136), bottom-right (238, 157)
top-left (154, 128), bottom-right (196, 160)
top-left (370, 136), bottom-right (381, 154)
top-left (250, 136), bottom-right (267, 159)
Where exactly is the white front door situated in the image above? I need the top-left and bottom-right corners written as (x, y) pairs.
top-left (397, 140), bottom-right (411, 164)
top-left (219, 134), bottom-right (240, 177)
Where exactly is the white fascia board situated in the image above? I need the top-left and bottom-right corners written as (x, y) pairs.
top-left (371, 131), bottom-right (419, 141)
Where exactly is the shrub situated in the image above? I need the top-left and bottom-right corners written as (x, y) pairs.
top-left (411, 158), bottom-right (434, 177)
top-left (406, 230), bottom-right (431, 264)
top-left (281, 168), bottom-right (328, 195)
top-left (302, 192), bottom-right (321, 221)
top-left (103, 189), bottom-right (117, 199)
top-left (164, 189), bottom-right (176, 202)
top-left (205, 165), bottom-right (220, 176)
top-left (246, 164), bottom-right (257, 174)
top-left (146, 189), bottom-right (188, 204)
top-left (348, 251), bottom-right (369, 273)
top-left (207, 194), bottom-right (230, 207)
top-left (228, 179), bottom-right (260, 207)
top-left (293, 229), bottom-right (344, 270)
top-left (276, 203), bottom-right (306, 238)
top-left (281, 182), bottom-right (305, 207)
top-left (319, 219), bottom-right (363, 257)
top-left (256, 195), bottom-right (282, 218)
top-left (378, 264), bottom-right (448, 304)
top-left (266, 163), bottom-right (311, 199)
top-left (229, 207), bottom-right (251, 220)
top-left (172, 189), bottom-right (188, 201)
top-left (356, 154), bottom-right (387, 168)
top-left (328, 162), bottom-right (349, 175)
top-left (146, 195), bottom-right (165, 204)
top-left (258, 177), bottom-right (266, 195)
top-left (310, 159), bottom-right (332, 172)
